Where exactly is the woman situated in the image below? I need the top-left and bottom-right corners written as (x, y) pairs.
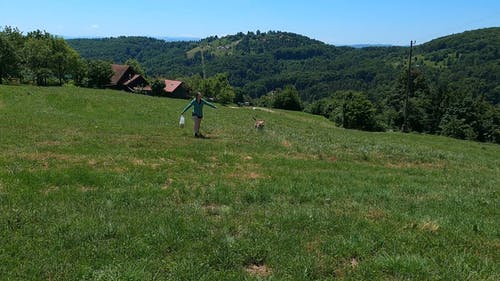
top-left (181, 92), bottom-right (217, 138)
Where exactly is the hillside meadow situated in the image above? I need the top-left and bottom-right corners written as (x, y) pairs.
top-left (0, 85), bottom-right (499, 280)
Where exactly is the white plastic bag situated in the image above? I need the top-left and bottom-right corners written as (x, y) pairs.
top-left (179, 115), bottom-right (185, 128)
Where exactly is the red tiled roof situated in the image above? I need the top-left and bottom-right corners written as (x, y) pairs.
top-left (164, 79), bottom-right (183, 93)
top-left (110, 64), bottom-right (130, 85)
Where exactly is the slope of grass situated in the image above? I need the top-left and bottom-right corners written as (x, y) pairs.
top-left (0, 85), bottom-right (499, 280)
top-left (186, 39), bottom-right (241, 59)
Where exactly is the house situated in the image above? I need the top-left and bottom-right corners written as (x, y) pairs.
top-left (164, 79), bottom-right (190, 99)
top-left (108, 64), bottom-right (151, 93)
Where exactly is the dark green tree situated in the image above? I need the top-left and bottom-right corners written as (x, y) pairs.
top-left (125, 58), bottom-right (145, 77)
top-left (23, 35), bottom-right (52, 85)
top-left (0, 32), bottom-right (19, 84)
top-left (50, 37), bottom-right (80, 85)
top-left (387, 68), bottom-right (433, 132)
top-left (213, 73), bottom-right (235, 104)
top-left (338, 91), bottom-right (379, 131)
top-left (71, 57), bottom-right (88, 87)
top-left (272, 85), bottom-right (303, 111)
top-left (151, 79), bottom-right (166, 96)
top-left (86, 59), bottom-right (113, 88)
top-left (182, 74), bottom-right (203, 96)
top-left (438, 91), bottom-right (500, 143)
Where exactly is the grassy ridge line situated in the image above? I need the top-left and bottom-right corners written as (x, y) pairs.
top-left (0, 85), bottom-right (499, 280)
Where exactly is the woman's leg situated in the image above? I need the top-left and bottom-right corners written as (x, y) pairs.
top-left (193, 116), bottom-right (201, 135)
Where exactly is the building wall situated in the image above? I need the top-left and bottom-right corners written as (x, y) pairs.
top-left (169, 86), bottom-right (189, 99)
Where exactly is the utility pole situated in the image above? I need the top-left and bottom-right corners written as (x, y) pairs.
top-left (402, 40), bottom-right (414, 132)
top-left (200, 43), bottom-right (207, 95)
top-left (201, 46), bottom-right (206, 80)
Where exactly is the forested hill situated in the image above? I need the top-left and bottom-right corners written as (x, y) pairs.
top-left (67, 28), bottom-right (500, 104)
top-left (67, 31), bottom-right (404, 101)
top-left (416, 27), bottom-right (500, 104)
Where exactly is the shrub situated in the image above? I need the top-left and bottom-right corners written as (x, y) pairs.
top-left (272, 85), bottom-right (303, 111)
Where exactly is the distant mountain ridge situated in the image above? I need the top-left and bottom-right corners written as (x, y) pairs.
top-left (155, 36), bottom-right (200, 42)
top-left (62, 35), bottom-right (200, 42)
top-left (345, 44), bottom-right (396, 48)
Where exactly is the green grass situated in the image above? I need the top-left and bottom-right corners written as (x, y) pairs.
top-left (1, 85), bottom-right (499, 280)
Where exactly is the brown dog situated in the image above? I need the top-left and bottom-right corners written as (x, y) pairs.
top-left (253, 117), bottom-right (265, 130)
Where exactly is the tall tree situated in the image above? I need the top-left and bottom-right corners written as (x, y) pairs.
top-left (50, 37), bottom-right (80, 85)
top-left (125, 58), bottom-right (145, 77)
top-left (86, 59), bottom-right (113, 88)
top-left (71, 57), bottom-right (88, 87)
top-left (0, 26), bottom-right (24, 84)
top-left (213, 73), bottom-right (235, 104)
top-left (23, 35), bottom-right (52, 85)
top-left (339, 91), bottom-right (379, 131)
top-left (0, 33), bottom-right (18, 84)
top-left (387, 68), bottom-right (433, 132)
top-left (272, 85), bottom-right (303, 111)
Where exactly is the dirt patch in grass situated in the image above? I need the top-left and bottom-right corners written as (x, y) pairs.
top-left (282, 140), bottom-right (292, 148)
top-left (130, 158), bottom-right (162, 169)
top-left (132, 159), bottom-right (145, 166)
top-left (203, 204), bottom-right (222, 215)
top-left (202, 204), bottom-right (231, 217)
top-left (305, 238), bottom-right (324, 256)
top-left (385, 161), bottom-right (445, 170)
top-left (334, 256), bottom-right (361, 278)
top-left (259, 152), bottom-right (319, 162)
top-left (227, 163), bottom-right (267, 181)
top-left (42, 185), bottom-right (59, 195)
top-left (419, 220), bottom-right (440, 233)
top-left (79, 186), bottom-right (95, 192)
top-left (161, 178), bottom-right (173, 190)
top-left (19, 151), bottom-right (81, 163)
top-left (245, 264), bottom-right (271, 277)
top-left (366, 208), bottom-right (386, 220)
top-left (36, 140), bottom-right (64, 147)
top-left (227, 171), bottom-right (264, 180)
top-left (327, 155), bottom-right (338, 162)
top-left (350, 257), bottom-right (359, 268)
top-left (404, 219), bottom-right (441, 233)
top-left (289, 153), bottom-right (315, 160)
top-left (111, 134), bottom-right (145, 145)
top-left (248, 172), bottom-right (263, 179)
top-left (150, 163), bottom-right (161, 169)
top-left (112, 167), bottom-right (128, 173)
top-left (491, 239), bottom-right (500, 251)
top-left (16, 151), bottom-right (84, 170)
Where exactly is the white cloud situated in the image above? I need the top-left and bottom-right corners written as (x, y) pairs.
top-left (91, 24), bottom-right (99, 29)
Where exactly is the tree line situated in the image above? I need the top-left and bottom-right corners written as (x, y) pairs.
top-left (0, 26), bottom-right (114, 88)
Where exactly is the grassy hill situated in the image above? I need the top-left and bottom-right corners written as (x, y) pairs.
top-left (1, 85), bottom-right (499, 280)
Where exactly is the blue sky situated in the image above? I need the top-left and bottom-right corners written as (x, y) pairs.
top-left (1, 0), bottom-right (499, 45)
